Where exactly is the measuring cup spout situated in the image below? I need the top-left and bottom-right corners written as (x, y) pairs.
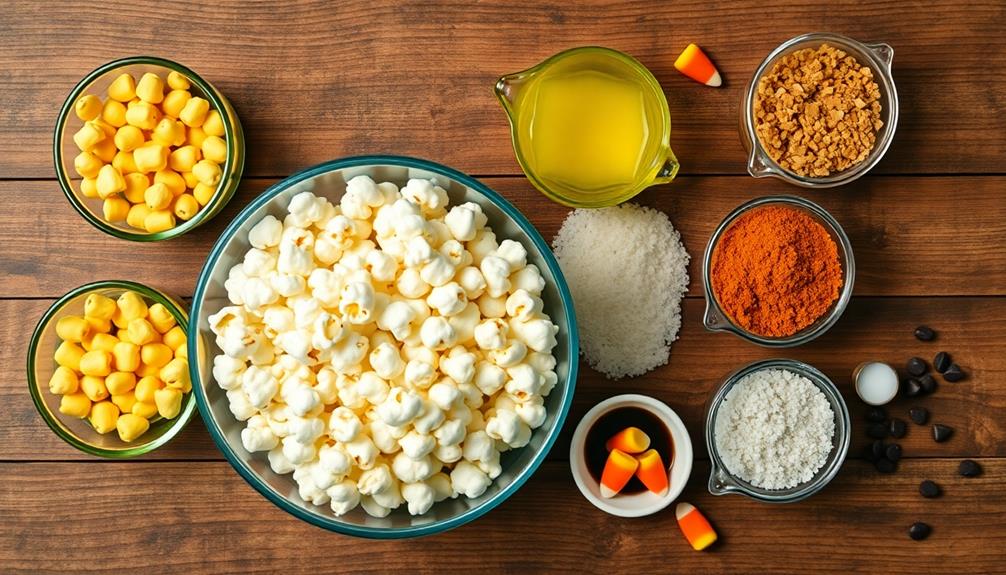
top-left (494, 73), bottom-right (527, 116)
top-left (653, 147), bottom-right (680, 184)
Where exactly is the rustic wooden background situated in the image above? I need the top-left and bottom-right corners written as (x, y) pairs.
top-left (2, 1), bottom-right (1005, 573)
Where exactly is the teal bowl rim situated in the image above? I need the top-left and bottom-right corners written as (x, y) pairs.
top-left (26, 279), bottom-right (197, 458)
top-left (189, 154), bottom-right (580, 538)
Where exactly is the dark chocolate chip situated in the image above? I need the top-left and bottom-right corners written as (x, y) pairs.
top-left (875, 458), bottom-right (896, 473)
top-left (943, 364), bottom-right (965, 383)
top-left (889, 418), bottom-right (907, 439)
top-left (914, 325), bottom-right (936, 341)
top-left (918, 374), bottom-right (937, 395)
top-left (933, 351), bottom-right (952, 373)
top-left (907, 357), bottom-right (928, 377)
top-left (909, 407), bottom-right (929, 425)
top-left (865, 406), bottom-right (887, 423)
top-left (959, 459), bottom-right (982, 477)
top-left (933, 424), bottom-right (954, 443)
top-left (885, 443), bottom-right (903, 462)
top-left (903, 378), bottom-right (923, 398)
top-left (919, 480), bottom-right (940, 498)
top-left (870, 440), bottom-right (886, 461)
top-left (867, 423), bottom-right (889, 439)
top-left (909, 522), bottom-right (931, 541)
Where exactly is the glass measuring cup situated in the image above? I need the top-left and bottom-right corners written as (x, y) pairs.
top-left (496, 46), bottom-right (679, 208)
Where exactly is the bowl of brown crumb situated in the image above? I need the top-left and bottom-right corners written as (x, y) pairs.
top-left (740, 33), bottom-right (898, 188)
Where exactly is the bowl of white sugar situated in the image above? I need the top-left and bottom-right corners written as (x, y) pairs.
top-left (705, 359), bottom-right (850, 503)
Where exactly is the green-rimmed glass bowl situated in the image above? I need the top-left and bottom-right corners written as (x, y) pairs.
top-left (54, 56), bottom-right (245, 241)
top-left (27, 280), bottom-right (197, 457)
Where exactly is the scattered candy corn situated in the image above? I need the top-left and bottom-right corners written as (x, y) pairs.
top-left (600, 448), bottom-right (639, 498)
top-left (674, 43), bottom-right (722, 87)
top-left (633, 448), bottom-right (668, 496)
top-left (676, 502), bottom-right (718, 551)
top-left (605, 426), bottom-right (651, 454)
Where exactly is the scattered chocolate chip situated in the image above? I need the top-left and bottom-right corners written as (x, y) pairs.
top-left (865, 406), bottom-right (887, 423)
top-left (875, 458), bottom-right (896, 473)
top-left (870, 440), bottom-right (886, 461)
top-left (933, 351), bottom-right (951, 373)
top-left (914, 326), bottom-right (936, 341)
top-left (909, 522), bottom-right (932, 541)
top-left (943, 364), bottom-right (965, 383)
top-left (919, 374), bottom-right (937, 395)
top-left (932, 424), bottom-right (954, 443)
top-left (919, 480), bottom-right (940, 498)
top-left (903, 378), bottom-right (923, 398)
top-left (907, 357), bottom-right (928, 376)
top-left (867, 423), bottom-right (889, 439)
top-left (885, 443), bottom-right (902, 462)
top-left (909, 407), bottom-right (929, 425)
top-left (959, 459), bottom-right (982, 477)
top-left (889, 418), bottom-right (907, 439)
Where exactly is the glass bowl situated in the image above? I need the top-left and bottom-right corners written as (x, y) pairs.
top-left (189, 155), bottom-right (579, 538)
top-left (54, 56), bottom-right (245, 241)
top-left (27, 280), bottom-right (197, 458)
top-left (701, 195), bottom-right (855, 347)
top-left (705, 358), bottom-right (851, 503)
top-left (740, 32), bottom-right (899, 188)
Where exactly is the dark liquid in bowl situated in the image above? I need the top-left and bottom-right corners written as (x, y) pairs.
top-left (584, 406), bottom-right (674, 495)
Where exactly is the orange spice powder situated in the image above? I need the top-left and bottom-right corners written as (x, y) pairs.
top-left (710, 205), bottom-right (843, 337)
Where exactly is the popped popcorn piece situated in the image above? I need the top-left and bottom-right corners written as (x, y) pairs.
top-left (474, 318), bottom-right (508, 351)
top-left (457, 266), bottom-right (487, 299)
top-left (480, 256), bottom-right (511, 298)
top-left (494, 239), bottom-right (527, 271)
top-left (376, 387), bottom-right (424, 427)
top-left (510, 317), bottom-right (559, 352)
top-left (426, 282), bottom-right (467, 317)
top-left (399, 430), bottom-right (436, 459)
top-left (419, 316), bottom-right (456, 350)
top-left (369, 342), bottom-right (405, 380)
top-left (248, 215), bottom-right (283, 249)
top-left (445, 202), bottom-right (487, 242)
top-left (241, 414), bottom-right (279, 452)
top-left (473, 361), bottom-right (507, 396)
top-left (327, 479), bottom-right (361, 516)
top-left (438, 348), bottom-right (476, 387)
top-left (505, 290), bottom-right (543, 322)
top-left (511, 264), bottom-right (546, 296)
top-left (451, 460), bottom-right (491, 498)
top-left (488, 339), bottom-right (527, 368)
top-left (402, 481), bottom-right (436, 516)
top-left (328, 406), bottom-right (363, 442)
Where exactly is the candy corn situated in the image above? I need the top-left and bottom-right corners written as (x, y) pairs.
top-left (674, 43), bottom-right (722, 87)
top-left (600, 448), bottom-right (639, 498)
top-left (633, 448), bottom-right (668, 496)
top-left (676, 502), bottom-right (718, 551)
top-left (605, 426), bottom-right (650, 454)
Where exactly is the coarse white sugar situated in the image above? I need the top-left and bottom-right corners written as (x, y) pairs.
top-left (552, 203), bottom-right (689, 379)
top-left (714, 368), bottom-right (835, 490)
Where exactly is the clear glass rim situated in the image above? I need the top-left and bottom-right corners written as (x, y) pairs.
top-left (26, 280), bottom-right (197, 458)
top-left (53, 56), bottom-right (245, 241)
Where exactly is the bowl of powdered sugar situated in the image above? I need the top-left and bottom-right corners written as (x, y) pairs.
top-left (705, 358), bottom-right (850, 503)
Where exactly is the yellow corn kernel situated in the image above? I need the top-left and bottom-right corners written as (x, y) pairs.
top-left (85, 316), bottom-right (112, 335)
top-left (74, 94), bottom-right (103, 121)
top-left (54, 340), bottom-right (85, 371)
top-left (111, 307), bottom-right (128, 329)
top-left (168, 145), bottom-right (200, 173)
top-left (107, 73), bottom-right (137, 102)
top-left (105, 371), bottom-right (137, 396)
top-left (179, 97), bottom-right (210, 127)
top-left (112, 150), bottom-right (138, 175)
top-left (192, 159), bottom-right (221, 187)
top-left (133, 143), bottom-right (169, 173)
top-left (92, 137), bottom-right (118, 163)
top-left (122, 172), bottom-right (148, 203)
top-left (59, 393), bottom-right (92, 418)
top-left (84, 293), bottom-right (116, 320)
top-left (113, 125), bottom-right (144, 152)
top-left (154, 169), bottom-right (186, 196)
top-left (131, 401), bottom-right (159, 419)
top-left (101, 99), bottom-right (127, 128)
top-left (117, 291), bottom-right (148, 321)
top-left (147, 303), bottom-right (176, 334)
top-left (127, 97), bottom-right (141, 107)
top-left (90, 334), bottom-right (120, 355)
top-left (90, 400), bottom-right (121, 434)
top-left (80, 177), bottom-right (99, 198)
top-left (173, 194), bottom-right (199, 221)
top-left (141, 343), bottom-right (173, 369)
top-left (112, 340), bottom-right (141, 372)
top-left (200, 136), bottom-right (227, 164)
top-left (192, 182), bottom-right (216, 206)
top-left (186, 125), bottom-right (207, 149)
top-left (162, 325), bottom-right (186, 351)
top-left (111, 392), bottom-right (137, 413)
top-left (134, 375), bottom-right (163, 403)
top-left (73, 151), bottom-right (103, 179)
top-left (174, 344), bottom-right (188, 360)
top-left (135, 362), bottom-right (160, 378)
top-left (144, 182), bottom-right (173, 211)
top-left (162, 89), bottom-right (191, 118)
top-left (55, 315), bottom-right (91, 342)
top-left (49, 366), bottom-right (80, 395)
top-left (167, 71), bottom-right (190, 90)
top-left (144, 210), bottom-right (175, 233)
top-left (115, 328), bottom-right (132, 343)
top-left (154, 386), bottom-right (183, 419)
top-left (135, 72), bottom-right (165, 104)
top-left (95, 164), bottom-right (126, 199)
top-left (180, 171), bottom-right (198, 189)
top-left (80, 375), bottom-right (109, 402)
top-left (202, 109), bottom-right (225, 137)
top-left (93, 118), bottom-right (118, 138)
top-left (151, 117), bottom-right (186, 147)
top-left (126, 203), bottom-right (151, 229)
top-left (127, 317), bottom-right (159, 345)
top-left (103, 196), bottom-right (130, 222)
top-left (160, 356), bottom-right (189, 385)
top-left (117, 413), bottom-right (150, 441)
top-left (124, 101), bottom-right (161, 130)
top-left (80, 350), bottom-right (113, 377)
top-left (72, 121), bottom-right (106, 151)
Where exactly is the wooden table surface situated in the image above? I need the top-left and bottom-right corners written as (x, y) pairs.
top-left (3, 1), bottom-right (1005, 573)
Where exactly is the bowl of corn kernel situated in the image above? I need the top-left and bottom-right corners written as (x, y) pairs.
top-left (54, 56), bottom-right (245, 241)
top-left (27, 280), bottom-right (197, 457)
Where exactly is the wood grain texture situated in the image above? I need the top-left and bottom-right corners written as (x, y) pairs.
top-left (8, 296), bottom-right (1004, 461)
top-left (1, 0), bottom-right (1004, 178)
top-left (1, 460), bottom-right (1003, 574)
top-left (3, 175), bottom-right (1006, 298)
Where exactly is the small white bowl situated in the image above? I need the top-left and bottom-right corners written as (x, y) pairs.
top-left (569, 394), bottom-right (693, 517)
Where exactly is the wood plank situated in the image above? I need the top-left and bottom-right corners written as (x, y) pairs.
top-left (2, 176), bottom-right (1005, 299)
top-left (7, 297), bottom-right (1003, 460)
top-left (1, 0), bottom-right (1004, 178)
top-left (1, 459), bottom-right (1002, 573)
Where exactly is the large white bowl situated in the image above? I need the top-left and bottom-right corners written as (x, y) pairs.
top-left (189, 156), bottom-right (578, 538)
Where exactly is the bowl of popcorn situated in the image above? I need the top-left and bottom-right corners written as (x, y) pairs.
top-left (740, 33), bottom-right (899, 188)
top-left (54, 56), bottom-right (245, 240)
top-left (28, 280), bottom-right (197, 457)
top-left (189, 156), bottom-right (578, 537)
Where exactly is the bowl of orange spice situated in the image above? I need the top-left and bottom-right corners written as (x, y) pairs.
top-left (701, 195), bottom-right (854, 347)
